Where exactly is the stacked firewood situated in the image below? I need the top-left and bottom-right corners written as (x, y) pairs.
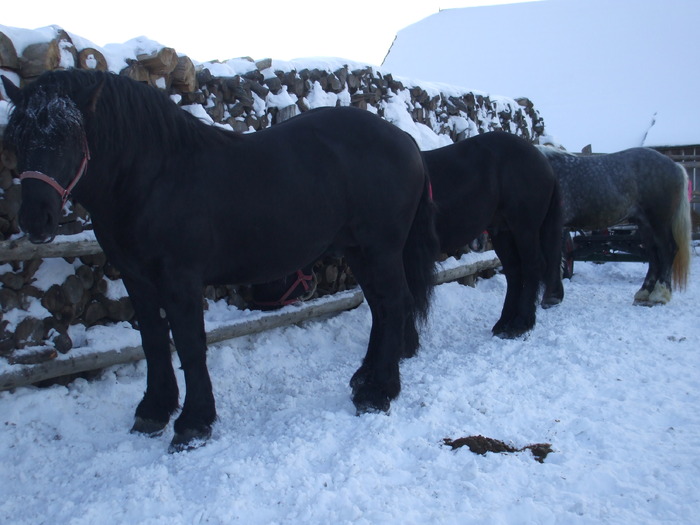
top-left (0, 28), bottom-right (195, 90)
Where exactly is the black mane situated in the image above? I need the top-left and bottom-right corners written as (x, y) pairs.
top-left (9, 69), bottom-right (239, 159)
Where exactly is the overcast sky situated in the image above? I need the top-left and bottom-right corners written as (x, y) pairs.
top-left (2, 0), bottom-right (540, 66)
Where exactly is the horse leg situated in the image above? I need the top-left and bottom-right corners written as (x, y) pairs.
top-left (345, 249), bottom-right (412, 414)
top-left (156, 270), bottom-right (216, 452)
top-left (490, 230), bottom-right (524, 337)
top-left (492, 228), bottom-right (542, 338)
top-left (123, 276), bottom-right (180, 437)
top-left (635, 222), bottom-right (673, 305)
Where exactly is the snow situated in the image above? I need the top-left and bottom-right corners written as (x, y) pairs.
top-left (382, 0), bottom-right (700, 152)
top-left (1, 250), bottom-right (699, 523)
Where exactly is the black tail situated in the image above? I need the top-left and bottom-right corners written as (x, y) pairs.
top-left (540, 177), bottom-right (565, 307)
top-left (403, 174), bottom-right (440, 324)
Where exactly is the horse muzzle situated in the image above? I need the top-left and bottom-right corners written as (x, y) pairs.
top-left (18, 203), bottom-right (59, 245)
top-left (26, 232), bottom-right (57, 244)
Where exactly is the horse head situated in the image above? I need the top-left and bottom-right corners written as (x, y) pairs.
top-left (2, 74), bottom-right (101, 244)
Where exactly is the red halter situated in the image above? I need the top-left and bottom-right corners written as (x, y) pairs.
top-left (19, 139), bottom-right (90, 208)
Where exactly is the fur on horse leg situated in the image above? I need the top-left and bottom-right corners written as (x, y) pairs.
top-left (634, 281), bottom-right (671, 306)
top-left (649, 281), bottom-right (672, 304)
top-left (633, 287), bottom-right (651, 304)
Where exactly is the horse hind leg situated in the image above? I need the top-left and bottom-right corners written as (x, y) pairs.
top-left (345, 249), bottom-right (414, 414)
top-left (490, 229), bottom-right (539, 338)
top-left (634, 222), bottom-right (672, 306)
top-left (540, 183), bottom-right (565, 309)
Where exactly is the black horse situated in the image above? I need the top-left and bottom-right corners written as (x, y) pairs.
top-left (425, 132), bottom-right (564, 338)
top-left (539, 146), bottom-right (691, 305)
top-left (2, 70), bottom-right (439, 452)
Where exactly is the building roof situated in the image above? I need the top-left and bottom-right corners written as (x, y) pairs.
top-left (382, 0), bottom-right (700, 152)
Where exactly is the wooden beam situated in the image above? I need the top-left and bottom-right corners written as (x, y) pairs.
top-left (0, 289), bottom-right (365, 391)
top-left (0, 256), bottom-right (501, 391)
top-left (0, 236), bottom-right (103, 261)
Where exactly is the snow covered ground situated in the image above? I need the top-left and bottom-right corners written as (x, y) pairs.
top-left (1, 249), bottom-right (699, 524)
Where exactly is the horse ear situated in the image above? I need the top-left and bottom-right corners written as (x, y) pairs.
top-left (76, 77), bottom-right (106, 115)
top-left (1, 75), bottom-right (21, 104)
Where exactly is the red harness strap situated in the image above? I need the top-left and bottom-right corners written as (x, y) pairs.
top-left (19, 140), bottom-right (90, 208)
top-left (254, 269), bottom-right (316, 308)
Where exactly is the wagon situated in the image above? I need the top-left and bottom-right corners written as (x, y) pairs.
top-left (562, 223), bottom-right (646, 279)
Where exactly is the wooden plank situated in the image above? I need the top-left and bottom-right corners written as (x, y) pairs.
top-left (0, 289), bottom-right (365, 391)
top-left (0, 256), bottom-right (502, 391)
top-left (434, 256), bottom-right (501, 285)
top-left (0, 236), bottom-right (103, 261)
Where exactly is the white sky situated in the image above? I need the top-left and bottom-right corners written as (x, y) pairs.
top-left (2, 0), bottom-right (538, 66)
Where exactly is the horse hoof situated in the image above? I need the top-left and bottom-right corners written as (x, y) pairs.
top-left (353, 396), bottom-right (391, 416)
top-left (168, 426), bottom-right (212, 453)
top-left (492, 325), bottom-right (530, 340)
top-left (541, 297), bottom-right (562, 309)
top-left (130, 417), bottom-right (168, 437)
top-left (633, 299), bottom-right (666, 307)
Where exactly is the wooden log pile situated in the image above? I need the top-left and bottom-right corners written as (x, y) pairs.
top-left (0, 25), bottom-right (543, 369)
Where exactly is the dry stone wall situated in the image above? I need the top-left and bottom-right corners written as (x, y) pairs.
top-left (0, 25), bottom-right (545, 366)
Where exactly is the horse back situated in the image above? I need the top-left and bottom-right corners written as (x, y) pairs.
top-left (426, 131), bottom-right (556, 252)
top-left (189, 107), bottom-right (427, 284)
top-left (545, 147), bottom-right (684, 229)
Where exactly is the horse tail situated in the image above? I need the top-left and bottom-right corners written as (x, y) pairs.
top-left (540, 175), bottom-right (565, 307)
top-left (671, 162), bottom-right (692, 290)
top-left (403, 173), bottom-right (440, 324)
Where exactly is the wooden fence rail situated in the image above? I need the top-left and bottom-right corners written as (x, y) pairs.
top-left (0, 255), bottom-right (501, 391)
top-left (0, 236), bottom-right (103, 262)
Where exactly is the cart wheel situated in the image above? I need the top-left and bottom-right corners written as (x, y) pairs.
top-left (561, 230), bottom-right (574, 279)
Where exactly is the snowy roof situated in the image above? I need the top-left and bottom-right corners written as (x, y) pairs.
top-left (382, 0), bottom-right (700, 152)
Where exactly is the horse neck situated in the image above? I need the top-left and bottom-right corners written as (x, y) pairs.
top-left (75, 102), bottom-right (240, 215)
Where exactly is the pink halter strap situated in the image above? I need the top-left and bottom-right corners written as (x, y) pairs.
top-left (19, 140), bottom-right (90, 207)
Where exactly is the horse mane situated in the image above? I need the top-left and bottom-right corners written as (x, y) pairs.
top-left (23, 69), bottom-right (240, 157)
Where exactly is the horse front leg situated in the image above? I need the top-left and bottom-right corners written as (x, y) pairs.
top-left (122, 276), bottom-right (179, 437)
top-left (158, 274), bottom-right (216, 453)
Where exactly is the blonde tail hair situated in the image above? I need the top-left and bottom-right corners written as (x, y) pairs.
top-left (672, 163), bottom-right (692, 290)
